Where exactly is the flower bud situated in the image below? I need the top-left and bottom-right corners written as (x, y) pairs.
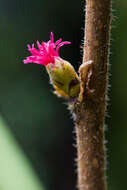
top-left (23, 32), bottom-right (80, 99)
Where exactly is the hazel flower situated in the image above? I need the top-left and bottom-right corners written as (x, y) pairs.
top-left (24, 32), bottom-right (71, 66)
top-left (24, 32), bottom-right (80, 99)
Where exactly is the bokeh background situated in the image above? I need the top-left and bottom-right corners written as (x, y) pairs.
top-left (0, 0), bottom-right (127, 190)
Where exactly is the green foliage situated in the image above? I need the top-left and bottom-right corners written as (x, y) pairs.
top-left (0, 117), bottom-right (45, 190)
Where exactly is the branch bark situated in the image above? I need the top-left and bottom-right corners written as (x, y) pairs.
top-left (72, 0), bottom-right (111, 190)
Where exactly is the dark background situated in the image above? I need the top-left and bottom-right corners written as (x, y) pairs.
top-left (0, 0), bottom-right (127, 190)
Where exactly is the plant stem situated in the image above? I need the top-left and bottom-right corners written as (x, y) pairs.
top-left (72, 0), bottom-right (111, 190)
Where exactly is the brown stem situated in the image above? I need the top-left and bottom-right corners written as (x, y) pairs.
top-left (71, 0), bottom-right (111, 190)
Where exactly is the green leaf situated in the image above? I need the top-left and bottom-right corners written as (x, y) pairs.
top-left (0, 117), bottom-right (45, 190)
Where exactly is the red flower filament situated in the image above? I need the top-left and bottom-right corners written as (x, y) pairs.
top-left (24, 32), bottom-right (71, 66)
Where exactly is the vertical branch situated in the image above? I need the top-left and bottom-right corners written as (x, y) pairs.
top-left (73, 0), bottom-right (111, 190)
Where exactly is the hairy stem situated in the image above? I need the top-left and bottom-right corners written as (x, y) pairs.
top-left (72, 0), bottom-right (111, 190)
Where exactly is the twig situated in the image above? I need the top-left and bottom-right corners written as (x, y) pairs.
top-left (71, 0), bottom-right (112, 190)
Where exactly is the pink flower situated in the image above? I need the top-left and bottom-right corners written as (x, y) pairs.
top-left (24, 32), bottom-right (71, 66)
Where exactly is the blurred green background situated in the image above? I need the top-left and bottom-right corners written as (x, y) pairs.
top-left (0, 0), bottom-right (126, 190)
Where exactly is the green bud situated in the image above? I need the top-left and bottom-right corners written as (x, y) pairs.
top-left (46, 58), bottom-right (80, 99)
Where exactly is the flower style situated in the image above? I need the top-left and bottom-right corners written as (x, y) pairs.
top-left (24, 32), bottom-right (71, 66)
